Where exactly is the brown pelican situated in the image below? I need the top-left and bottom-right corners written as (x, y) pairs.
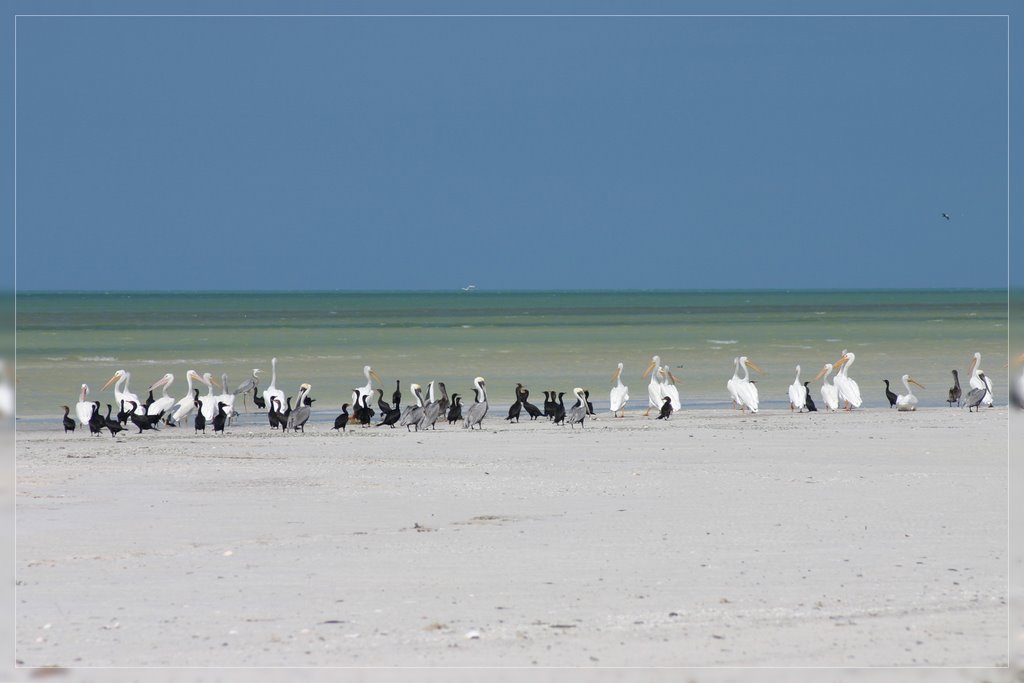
top-left (967, 353), bottom-right (994, 406)
top-left (399, 384), bottom-right (424, 431)
top-left (946, 370), bottom-right (962, 407)
top-left (464, 377), bottom-right (488, 430)
top-left (418, 381), bottom-right (442, 430)
top-left (566, 388), bottom-right (588, 428)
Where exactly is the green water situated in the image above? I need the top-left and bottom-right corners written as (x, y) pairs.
top-left (14, 289), bottom-right (1010, 420)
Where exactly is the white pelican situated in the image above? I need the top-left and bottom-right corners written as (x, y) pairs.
top-left (262, 357), bottom-right (286, 415)
top-left (357, 366), bottom-right (384, 407)
top-left (788, 365), bottom-right (807, 412)
top-left (170, 370), bottom-right (202, 425)
top-left (727, 357), bottom-right (742, 409)
top-left (146, 374), bottom-right (176, 416)
top-left (895, 374), bottom-right (925, 411)
top-left (101, 369), bottom-right (144, 414)
top-left (660, 365), bottom-right (682, 411)
top-left (609, 362), bottom-right (629, 417)
top-left (74, 384), bottom-right (93, 426)
top-left (215, 373), bottom-right (237, 421)
top-left (197, 372), bottom-right (222, 421)
top-left (814, 363), bottom-right (840, 412)
top-left (967, 352), bottom-right (994, 406)
top-left (832, 351), bottom-right (863, 410)
top-left (642, 355), bottom-right (663, 416)
top-left (734, 356), bottom-right (763, 413)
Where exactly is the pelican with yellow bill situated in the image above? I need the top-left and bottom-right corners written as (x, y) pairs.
top-left (895, 375), bottom-right (925, 411)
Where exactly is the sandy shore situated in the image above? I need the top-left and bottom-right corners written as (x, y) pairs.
top-left (14, 407), bottom-right (1008, 669)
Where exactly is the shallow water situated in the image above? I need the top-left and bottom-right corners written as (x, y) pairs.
top-left (14, 289), bottom-right (1009, 423)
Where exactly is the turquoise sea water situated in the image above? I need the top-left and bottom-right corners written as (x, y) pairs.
top-left (14, 289), bottom-right (1010, 422)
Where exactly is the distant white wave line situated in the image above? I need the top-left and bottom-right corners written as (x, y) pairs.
top-left (707, 339), bottom-right (738, 345)
top-left (78, 356), bottom-right (117, 362)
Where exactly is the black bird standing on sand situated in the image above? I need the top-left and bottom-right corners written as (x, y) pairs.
top-left (506, 383), bottom-right (524, 423)
top-left (333, 404), bottom-right (350, 432)
top-left (88, 401), bottom-right (105, 435)
top-left (803, 382), bottom-right (818, 412)
top-left (521, 389), bottom-right (543, 420)
top-left (104, 404), bottom-right (124, 437)
top-left (213, 402), bottom-right (228, 434)
top-left (61, 406), bottom-right (75, 433)
top-left (447, 394), bottom-right (463, 424)
top-left (252, 386), bottom-right (266, 410)
top-left (128, 401), bottom-right (158, 433)
top-left (657, 396), bottom-right (673, 420)
top-left (392, 380), bottom-right (402, 409)
top-left (551, 392), bottom-right (567, 425)
top-left (947, 370), bottom-right (962, 407)
top-left (194, 398), bottom-right (206, 433)
top-left (883, 380), bottom-right (898, 408)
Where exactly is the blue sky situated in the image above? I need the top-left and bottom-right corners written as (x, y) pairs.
top-left (4, 2), bottom-right (1019, 290)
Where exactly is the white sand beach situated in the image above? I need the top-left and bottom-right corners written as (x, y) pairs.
top-left (14, 406), bottom-right (1009, 672)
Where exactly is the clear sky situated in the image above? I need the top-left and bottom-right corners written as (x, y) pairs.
top-left (6, 3), bottom-right (1018, 290)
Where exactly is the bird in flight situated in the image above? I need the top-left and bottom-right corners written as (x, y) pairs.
top-left (461, 284), bottom-right (477, 292)
top-left (941, 213), bottom-right (951, 220)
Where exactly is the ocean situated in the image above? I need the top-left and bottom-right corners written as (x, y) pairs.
top-left (13, 289), bottom-right (1011, 425)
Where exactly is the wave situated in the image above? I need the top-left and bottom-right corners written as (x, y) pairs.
top-left (707, 339), bottom-right (738, 345)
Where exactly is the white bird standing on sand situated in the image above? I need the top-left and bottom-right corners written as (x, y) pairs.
top-left (788, 365), bottom-right (807, 412)
top-left (197, 372), bottom-right (222, 421)
top-left (464, 377), bottom-right (488, 429)
top-left (968, 352), bottom-right (994, 406)
top-left (727, 357), bottom-right (742, 409)
top-left (896, 374), bottom-right (925, 411)
top-left (215, 373), bottom-right (237, 421)
top-left (146, 373), bottom-right (176, 416)
top-left (660, 365), bottom-right (682, 411)
top-left (74, 383), bottom-right (93, 426)
top-left (642, 355), bottom-right (663, 416)
top-left (170, 370), bottom-right (203, 425)
top-left (101, 369), bottom-right (144, 414)
top-left (609, 363), bottom-right (629, 417)
top-left (262, 358), bottom-right (286, 416)
top-left (357, 365), bottom-right (384, 408)
top-left (832, 351), bottom-right (863, 410)
top-left (734, 356), bottom-right (763, 413)
top-left (815, 363), bottom-right (840, 412)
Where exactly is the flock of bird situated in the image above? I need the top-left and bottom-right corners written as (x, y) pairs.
top-left (60, 351), bottom-right (1019, 436)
